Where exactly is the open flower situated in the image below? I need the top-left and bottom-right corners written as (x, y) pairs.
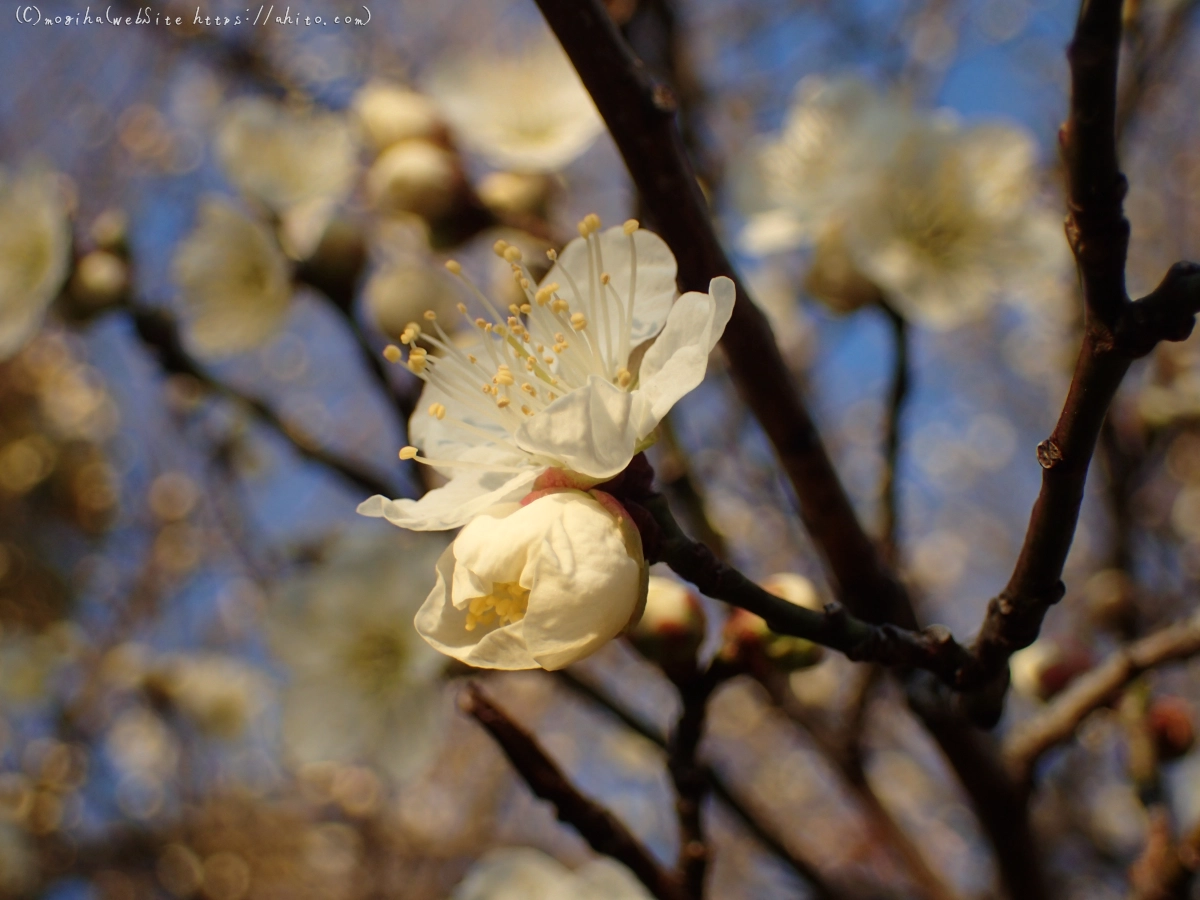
top-left (453, 848), bottom-right (651, 900)
top-left (268, 528), bottom-right (450, 782)
top-left (426, 33), bottom-right (604, 172)
top-left (739, 76), bottom-right (1067, 328)
top-left (216, 97), bottom-right (358, 258)
top-left (416, 489), bottom-right (647, 670)
top-left (358, 217), bottom-right (734, 531)
top-left (173, 199), bottom-right (292, 358)
top-left (0, 166), bottom-right (71, 361)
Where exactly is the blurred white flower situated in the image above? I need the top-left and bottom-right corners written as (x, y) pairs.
top-left (453, 847), bottom-right (651, 900)
top-left (173, 199), bottom-right (292, 358)
top-left (216, 97), bottom-right (358, 258)
top-left (145, 653), bottom-right (271, 739)
top-left (352, 81), bottom-right (444, 152)
top-left (366, 139), bottom-right (461, 219)
top-left (0, 626), bottom-right (75, 708)
top-left (0, 822), bottom-right (35, 895)
top-left (0, 166), bottom-right (71, 361)
top-left (358, 218), bottom-right (734, 531)
top-left (740, 76), bottom-right (1068, 328)
top-left (416, 489), bottom-right (646, 670)
top-left (268, 528), bottom-right (450, 782)
top-left (427, 33), bottom-right (604, 172)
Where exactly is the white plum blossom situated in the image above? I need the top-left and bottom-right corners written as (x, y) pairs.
top-left (216, 97), bottom-right (359, 258)
top-left (418, 489), bottom-right (646, 670)
top-left (358, 217), bottom-right (734, 531)
top-left (0, 166), bottom-right (71, 361)
top-left (143, 653), bottom-right (271, 739)
top-left (426, 33), bottom-right (605, 173)
top-left (453, 848), bottom-right (652, 900)
top-left (172, 199), bottom-right (292, 358)
top-left (351, 81), bottom-right (444, 152)
top-left (267, 528), bottom-right (450, 782)
top-left (740, 76), bottom-right (1068, 328)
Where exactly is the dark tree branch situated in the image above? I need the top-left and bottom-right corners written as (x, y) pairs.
top-left (129, 307), bottom-right (401, 500)
top-left (879, 304), bottom-right (910, 566)
top-left (967, 0), bottom-right (1200, 704)
top-left (533, 0), bottom-right (912, 631)
top-left (644, 494), bottom-right (974, 684)
top-left (1003, 612), bottom-right (1200, 784)
top-left (460, 683), bottom-right (686, 900)
top-left (553, 669), bottom-right (845, 900)
top-left (665, 661), bottom-right (734, 899)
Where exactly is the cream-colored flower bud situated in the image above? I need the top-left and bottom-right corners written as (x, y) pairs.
top-left (477, 171), bottom-right (552, 218)
top-left (629, 576), bottom-right (706, 674)
top-left (803, 225), bottom-right (883, 315)
top-left (416, 490), bottom-right (647, 670)
top-left (352, 81), bottom-right (443, 152)
top-left (364, 262), bottom-right (459, 343)
top-left (366, 140), bottom-right (460, 219)
top-left (70, 250), bottom-right (129, 310)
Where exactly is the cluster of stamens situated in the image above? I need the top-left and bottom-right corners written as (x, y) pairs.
top-left (383, 214), bottom-right (644, 473)
top-left (464, 582), bottom-right (530, 632)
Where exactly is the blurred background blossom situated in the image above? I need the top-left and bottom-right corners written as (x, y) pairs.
top-left (0, 0), bottom-right (1195, 898)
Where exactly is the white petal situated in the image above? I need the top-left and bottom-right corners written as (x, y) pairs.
top-left (739, 208), bottom-right (811, 255)
top-left (543, 226), bottom-right (678, 344)
top-left (519, 493), bottom-right (643, 670)
top-left (452, 848), bottom-right (573, 900)
top-left (514, 375), bottom-right (640, 480)
top-left (414, 544), bottom-right (540, 669)
top-left (357, 468), bottom-right (538, 531)
top-left (634, 276), bottom-right (735, 430)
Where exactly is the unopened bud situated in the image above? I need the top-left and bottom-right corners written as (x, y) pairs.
top-left (352, 81), bottom-right (444, 152)
top-left (478, 171), bottom-right (552, 218)
top-left (629, 576), bottom-right (706, 674)
top-left (1009, 639), bottom-right (1093, 701)
top-left (1147, 696), bottom-right (1195, 761)
top-left (722, 573), bottom-right (825, 674)
top-left (366, 139), bottom-right (460, 219)
top-left (71, 250), bottom-right (129, 309)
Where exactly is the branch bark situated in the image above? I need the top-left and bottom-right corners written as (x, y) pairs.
top-left (461, 682), bottom-right (686, 900)
top-left (1003, 612), bottom-right (1200, 784)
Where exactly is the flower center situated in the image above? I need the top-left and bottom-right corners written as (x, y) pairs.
top-left (464, 581), bottom-right (530, 632)
top-left (386, 215), bottom-right (645, 475)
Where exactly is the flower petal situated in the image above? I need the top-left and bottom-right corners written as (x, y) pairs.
top-left (543, 225), bottom-right (678, 344)
top-left (519, 494), bottom-right (643, 670)
top-left (635, 276), bottom-right (735, 430)
top-left (357, 467), bottom-right (538, 531)
top-left (514, 375), bottom-right (641, 480)
top-left (414, 544), bottom-right (540, 670)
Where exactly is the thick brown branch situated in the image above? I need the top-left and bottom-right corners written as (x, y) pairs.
top-left (533, 0), bottom-right (911, 631)
top-left (461, 683), bottom-right (686, 900)
top-left (1003, 612), bottom-right (1200, 784)
top-left (879, 304), bottom-right (910, 566)
top-left (130, 307), bottom-right (401, 500)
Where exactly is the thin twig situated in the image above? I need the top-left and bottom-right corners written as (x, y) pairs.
top-left (553, 669), bottom-right (843, 899)
top-left (879, 304), bottom-right (910, 566)
top-left (460, 682), bottom-right (686, 900)
top-left (129, 307), bottom-right (402, 500)
top-left (1003, 612), bottom-right (1200, 783)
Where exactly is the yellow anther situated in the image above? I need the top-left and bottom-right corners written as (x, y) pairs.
top-left (616, 367), bottom-right (632, 388)
top-left (457, 302), bottom-right (468, 314)
top-left (494, 369), bottom-right (515, 386)
top-left (623, 219), bottom-right (639, 235)
top-left (382, 345), bottom-right (402, 363)
top-left (398, 446), bottom-right (418, 460)
top-left (535, 284), bottom-right (557, 305)
top-left (519, 277), bottom-right (530, 290)
top-left (600, 272), bottom-right (611, 285)
top-left (509, 304), bottom-right (521, 315)
top-left (554, 332), bottom-right (566, 343)
top-left (428, 403), bottom-right (447, 420)
top-left (467, 354), bottom-right (477, 364)
top-left (520, 303), bottom-right (531, 314)
top-left (521, 405), bottom-right (533, 416)
top-left (496, 397), bottom-right (511, 409)
top-left (544, 356), bottom-right (555, 364)
top-left (585, 213), bottom-right (602, 232)
top-left (547, 249), bottom-right (558, 262)
top-left (521, 383), bottom-right (537, 396)
top-left (494, 324), bottom-right (508, 336)
top-left (551, 299), bottom-right (569, 314)
top-left (407, 351), bottom-right (427, 375)
top-left (548, 392), bottom-right (558, 401)
top-left (445, 260), bottom-right (462, 275)
top-left (503, 246), bottom-right (523, 263)
top-left (400, 322), bottom-right (421, 345)
top-left (423, 310), bottom-right (437, 321)
top-left (525, 357), bottom-right (536, 371)
top-left (570, 312), bottom-right (587, 331)
top-left (577, 220), bottom-right (589, 237)
top-left (492, 239), bottom-right (510, 257)
top-left (475, 317), bottom-right (488, 329)
top-left (481, 383), bottom-right (495, 395)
